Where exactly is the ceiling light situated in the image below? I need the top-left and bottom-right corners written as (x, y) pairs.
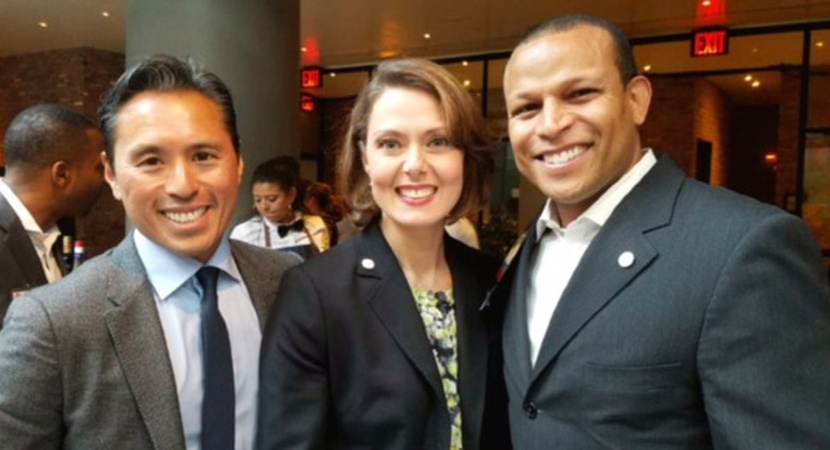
top-left (744, 75), bottom-right (753, 82)
top-left (751, 80), bottom-right (761, 88)
top-left (38, 22), bottom-right (48, 28)
top-left (101, 11), bottom-right (110, 17)
top-left (702, 0), bottom-right (711, 6)
top-left (329, 72), bottom-right (336, 78)
top-left (423, 33), bottom-right (431, 40)
top-left (643, 64), bottom-right (652, 72)
top-left (463, 79), bottom-right (471, 87)
top-left (301, 47), bottom-right (307, 52)
top-left (817, 41), bottom-right (825, 48)
top-left (462, 60), bottom-right (469, 67)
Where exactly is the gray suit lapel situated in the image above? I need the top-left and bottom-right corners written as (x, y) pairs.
top-left (103, 237), bottom-right (185, 450)
top-left (231, 241), bottom-right (280, 329)
top-left (530, 155), bottom-right (684, 384)
top-left (359, 224), bottom-right (445, 398)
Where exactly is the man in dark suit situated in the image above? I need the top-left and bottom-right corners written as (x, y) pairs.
top-left (495, 14), bottom-right (830, 448)
top-left (0, 55), bottom-right (298, 449)
top-left (0, 104), bottom-right (105, 324)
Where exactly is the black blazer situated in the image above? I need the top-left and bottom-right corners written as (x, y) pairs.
top-left (494, 155), bottom-right (830, 449)
top-left (257, 221), bottom-right (509, 449)
top-left (0, 194), bottom-right (63, 325)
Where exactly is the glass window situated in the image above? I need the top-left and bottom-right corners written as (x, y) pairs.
top-left (803, 132), bottom-right (830, 251)
top-left (441, 60), bottom-right (484, 115)
top-left (808, 29), bottom-right (830, 129)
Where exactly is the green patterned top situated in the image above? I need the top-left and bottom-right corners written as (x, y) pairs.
top-left (412, 287), bottom-right (463, 450)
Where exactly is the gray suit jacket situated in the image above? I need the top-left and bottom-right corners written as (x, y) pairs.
top-left (496, 155), bottom-right (830, 449)
top-left (0, 194), bottom-right (66, 325)
top-left (0, 234), bottom-right (298, 449)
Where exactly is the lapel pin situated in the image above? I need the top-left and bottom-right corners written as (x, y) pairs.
top-left (617, 251), bottom-right (635, 268)
top-left (361, 258), bottom-right (375, 270)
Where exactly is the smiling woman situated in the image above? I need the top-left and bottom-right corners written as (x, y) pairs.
top-left (257, 58), bottom-right (510, 450)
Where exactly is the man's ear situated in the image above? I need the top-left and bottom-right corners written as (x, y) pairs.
top-left (51, 161), bottom-right (71, 188)
top-left (101, 151), bottom-right (122, 200)
top-left (626, 75), bottom-right (653, 126)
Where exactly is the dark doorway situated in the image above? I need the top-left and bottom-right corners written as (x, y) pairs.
top-left (696, 139), bottom-right (712, 183)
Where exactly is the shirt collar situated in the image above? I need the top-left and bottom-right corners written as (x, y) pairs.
top-left (133, 229), bottom-right (242, 300)
top-left (0, 178), bottom-right (58, 235)
top-left (535, 149), bottom-right (657, 242)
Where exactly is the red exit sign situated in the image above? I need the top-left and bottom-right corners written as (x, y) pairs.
top-left (692, 29), bottom-right (728, 57)
top-left (301, 67), bottom-right (323, 89)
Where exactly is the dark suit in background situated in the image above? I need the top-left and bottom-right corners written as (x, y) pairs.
top-left (258, 222), bottom-right (510, 449)
top-left (496, 155), bottom-right (830, 449)
top-left (0, 236), bottom-right (297, 449)
top-left (0, 195), bottom-right (66, 324)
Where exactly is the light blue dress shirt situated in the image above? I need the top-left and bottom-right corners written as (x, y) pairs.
top-left (134, 231), bottom-right (261, 450)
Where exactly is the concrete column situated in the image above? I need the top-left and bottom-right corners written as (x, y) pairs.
top-left (126, 0), bottom-right (300, 222)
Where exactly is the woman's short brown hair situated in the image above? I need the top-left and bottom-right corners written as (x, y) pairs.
top-left (340, 58), bottom-right (494, 227)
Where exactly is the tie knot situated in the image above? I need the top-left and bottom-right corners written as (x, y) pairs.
top-left (196, 266), bottom-right (220, 293)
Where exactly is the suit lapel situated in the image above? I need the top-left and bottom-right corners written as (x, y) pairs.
top-left (0, 195), bottom-right (48, 287)
top-left (231, 241), bottom-right (279, 329)
top-left (448, 238), bottom-right (487, 441)
top-left (529, 155), bottom-right (684, 384)
top-left (359, 223), bottom-right (445, 398)
top-left (103, 237), bottom-right (185, 450)
top-left (500, 223), bottom-right (538, 392)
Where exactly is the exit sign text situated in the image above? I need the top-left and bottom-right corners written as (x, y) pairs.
top-left (691, 29), bottom-right (728, 57)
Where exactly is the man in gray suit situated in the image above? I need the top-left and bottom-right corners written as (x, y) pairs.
top-left (0, 55), bottom-right (298, 449)
top-left (494, 14), bottom-right (830, 448)
top-left (0, 104), bottom-right (105, 324)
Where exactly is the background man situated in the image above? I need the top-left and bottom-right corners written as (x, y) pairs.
top-left (0, 55), bottom-right (298, 449)
top-left (494, 14), bottom-right (830, 449)
top-left (0, 104), bottom-right (105, 325)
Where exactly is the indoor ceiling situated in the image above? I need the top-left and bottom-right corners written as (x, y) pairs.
top-left (1, 0), bottom-right (829, 104)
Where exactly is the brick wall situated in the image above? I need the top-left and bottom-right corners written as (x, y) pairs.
top-left (0, 47), bottom-right (125, 258)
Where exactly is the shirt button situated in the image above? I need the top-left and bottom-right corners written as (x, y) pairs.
top-left (524, 401), bottom-right (538, 419)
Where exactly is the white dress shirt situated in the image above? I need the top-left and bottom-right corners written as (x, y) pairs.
top-left (527, 150), bottom-right (657, 366)
top-left (134, 231), bottom-right (261, 450)
top-left (0, 179), bottom-right (62, 283)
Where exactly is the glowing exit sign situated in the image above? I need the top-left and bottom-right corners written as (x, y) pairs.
top-left (691, 29), bottom-right (729, 57)
top-left (301, 67), bottom-right (323, 89)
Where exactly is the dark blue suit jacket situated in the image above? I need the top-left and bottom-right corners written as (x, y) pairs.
top-left (495, 155), bottom-right (830, 449)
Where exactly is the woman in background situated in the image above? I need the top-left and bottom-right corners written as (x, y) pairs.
top-left (303, 181), bottom-right (348, 245)
top-left (231, 159), bottom-right (329, 259)
top-left (258, 58), bottom-right (509, 449)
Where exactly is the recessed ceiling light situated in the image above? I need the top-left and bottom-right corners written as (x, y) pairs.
top-left (751, 80), bottom-right (761, 88)
top-left (744, 75), bottom-right (753, 82)
top-left (301, 47), bottom-right (307, 52)
top-left (817, 41), bottom-right (825, 48)
top-left (423, 33), bottom-right (431, 40)
top-left (329, 72), bottom-right (336, 78)
top-left (462, 60), bottom-right (469, 67)
top-left (38, 22), bottom-right (48, 28)
top-left (643, 64), bottom-right (652, 72)
top-left (463, 79), bottom-right (471, 87)
top-left (702, 0), bottom-right (712, 6)
top-left (101, 11), bottom-right (110, 17)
